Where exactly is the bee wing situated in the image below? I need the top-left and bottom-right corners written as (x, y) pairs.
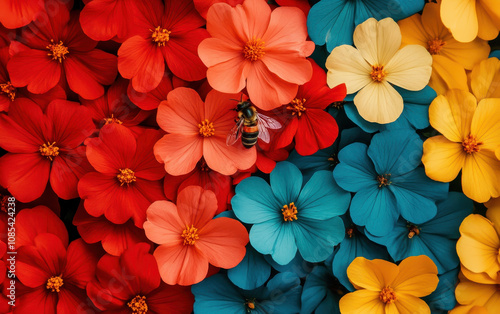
top-left (226, 118), bottom-right (244, 146)
top-left (257, 113), bottom-right (282, 129)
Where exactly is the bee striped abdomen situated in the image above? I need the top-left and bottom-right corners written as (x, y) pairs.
top-left (242, 124), bottom-right (259, 148)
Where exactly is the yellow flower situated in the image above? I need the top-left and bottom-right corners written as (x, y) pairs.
top-left (449, 271), bottom-right (500, 313)
top-left (398, 0), bottom-right (490, 95)
top-left (326, 17), bottom-right (432, 124)
top-left (470, 57), bottom-right (500, 102)
top-left (441, 0), bottom-right (500, 43)
top-left (339, 256), bottom-right (438, 314)
top-left (421, 90), bottom-right (500, 203)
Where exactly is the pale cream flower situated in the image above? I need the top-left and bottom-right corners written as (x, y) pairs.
top-left (326, 18), bottom-right (432, 124)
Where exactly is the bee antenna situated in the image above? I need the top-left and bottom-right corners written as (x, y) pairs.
top-left (229, 98), bottom-right (239, 102)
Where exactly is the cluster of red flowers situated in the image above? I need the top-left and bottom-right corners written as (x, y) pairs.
top-left (0, 0), bottom-right (346, 312)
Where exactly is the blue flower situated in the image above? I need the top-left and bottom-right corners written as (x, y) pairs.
top-left (264, 252), bottom-right (313, 278)
top-left (333, 130), bottom-right (449, 236)
top-left (232, 161), bottom-right (350, 265)
top-left (301, 266), bottom-right (345, 314)
top-left (490, 50), bottom-right (500, 58)
top-left (423, 267), bottom-right (459, 313)
top-left (192, 272), bottom-right (302, 314)
top-left (365, 192), bottom-right (473, 274)
top-left (343, 86), bottom-right (437, 133)
top-left (307, 0), bottom-right (425, 52)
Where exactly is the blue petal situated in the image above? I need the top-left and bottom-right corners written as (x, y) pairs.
top-left (192, 274), bottom-right (246, 313)
top-left (333, 143), bottom-right (377, 192)
top-left (297, 171), bottom-right (350, 220)
top-left (232, 177), bottom-right (282, 224)
top-left (270, 161), bottom-right (302, 205)
top-left (250, 221), bottom-right (297, 265)
top-left (258, 272), bottom-right (302, 314)
top-left (350, 185), bottom-right (398, 236)
top-left (316, 292), bottom-right (341, 314)
top-left (423, 268), bottom-right (459, 312)
top-left (293, 217), bottom-right (345, 262)
top-left (228, 244), bottom-right (271, 290)
top-left (287, 146), bottom-right (334, 184)
top-left (395, 85), bottom-right (437, 105)
top-left (490, 50), bottom-right (500, 59)
top-left (338, 127), bottom-right (372, 149)
top-left (367, 130), bottom-right (422, 176)
top-left (301, 266), bottom-right (330, 314)
top-left (265, 251), bottom-right (312, 278)
top-left (361, 0), bottom-right (424, 22)
top-left (396, 103), bottom-right (429, 130)
top-left (424, 192), bottom-right (473, 238)
top-left (344, 103), bottom-right (380, 133)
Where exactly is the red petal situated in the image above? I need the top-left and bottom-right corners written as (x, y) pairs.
top-left (80, 0), bottom-right (133, 41)
top-left (120, 243), bottom-right (161, 294)
top-left (165, 0), bottom-right (206, 33)
top-left (127, 74), bottom-right (177, 110)
top-left (147, 283), bottom-right (194, 313)
top-left (177, 186), bottom-right (218, 227)
top-left (295, 110), bottom-right (338, 156)
top-left (50, 147), bottom-right (92, 200)
top-left (0, 0), bottom-right (42, 29)
top-left (16, 288), bottom-right (57, 314)
top-left (57, 283), bottom-right (95, 314)
top-left (63, 239), bottom-right (101, 289)
top-left (131, 129), bottom-right (165, 181)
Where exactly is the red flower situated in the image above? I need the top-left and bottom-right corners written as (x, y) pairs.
top-left (276, 0), bottom-right (310, 16)
top-left (73, 201), bottom-right (152, 256)
top-left (128, 74), bottom-right (188, 111)
top-left (0, 99), bottom-right (94, 202)
top-left (7, 3), bottom-right (117, 99)
top-left (16, 234), bottom-right (102, 314)
top-left (118, 0), bottom-right (209, 92)
top-left (273, 59), bottom-right (346, 155)
top-left (78, 124), bottom-right (166, 227)
top-left (0, 0), bottom-right (48, 29)
top-left (193, 0), bottom-right (244, 19)
top-left (87, 243), bottom-right (194, 313)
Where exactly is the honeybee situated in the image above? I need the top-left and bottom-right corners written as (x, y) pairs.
top-left (226, 100), bottom-right (282, 149)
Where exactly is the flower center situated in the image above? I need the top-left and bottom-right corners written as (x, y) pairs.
top-left (128, 295), bottom-right (148, 314)
top-left (117, 168), bottom-right (136, 186)
top-left (330, 101), bottom-right (346, 110)
top-left (287, 98), bottom-right (307, 117)
top-left (346, 227), bottom-right (355, 238)
top-left (462, 134), bottom-right (482, 154)
top-left (39, 142), bottom-right (60, 161)
top-left (427, 38), bottom-right (445, 55)
top-left (245, 298), bottom-right (256, 311)
top-left (103, 114), bottom-right (123, 125)
top-left (150, 26), bottom-right (171, 46)
top-left (379, 286), bottom-right (397, 304)
top-left (243, 38), bottom-right (265, 61)
top-left (281, 202), bottom-right (298, 222)
top-left (47, 40), bottom-right (69, 63)
top-left (328, 153), bottom-right (339, 168)
top-left (0, 194), bottom-right (9, 213)
top-left (407, 224), bottom-right (420, 239)
top-left (370, 65), bottom-right (386, 82)
top-left (198, 119), bottom-right (215, 137)
top-left (181, 225), bottom-right (199, 245)
top-left (0, 81), bottom-right (16, 101)
top-left (198, 158), bottom-right (209, 172)
top-left (377, 174), bottom-right (391, 187)
top-left (46, 275), bottom-right (64, 292)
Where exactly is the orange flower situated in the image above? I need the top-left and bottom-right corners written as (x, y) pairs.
top-left (143, 186), bottom-right (248, 285)
top-left (154, 87), bottom-right (256, 176)
top-left (197, 0), bottom-right (315, 110)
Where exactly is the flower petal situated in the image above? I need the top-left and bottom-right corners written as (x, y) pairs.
top-left (154, 244), bottom-right (209, 285)
top-left (385, 45), bottom-right (432, 91)
top-left (392, 255), bottom-right (439, 297)
top-left (326, 45), bottom-right (372, 94)
top-left (353, 80), bottom-right (403, 124)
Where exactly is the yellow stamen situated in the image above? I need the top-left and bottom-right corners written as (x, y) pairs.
top-left (243, 38), bottom-right (265, 61)
top-left (150, 26), bottom-right (171, 46)
top-left (287, 98), bottom-right (307, 117)
top-left (245, 298), bottom-right (256, 311)
top-left (379, 286), bottom-right (397, 304)
top-left (346, 227), bottom-right (355, 238)
top-left (427, 38), bottom-right (445, 55)
top-left (127, 295), bottom-right (148, 314)
top-left (0, 81), bottom-right (16, 101)
top-left (46, 40), bottom-right (69, 63)
top-left (39, 142), bottom-right (60, 161)
top-left (198, 119), bottom-right (215, 137)
top-left (281, 202), bottom-right (298, 222)
top-left (462, 134), bottom-right (482, 154)
top-left (103, 114), bottom-right (123, 125)
top-left (181, 225), bottom-right (199, 245)
top-left (370, 65), bottom-right (386, 82)
top-left (46, 275), bottom-right (64, 292)
top-left (376, 174), bottom-right (391, 187)
top-left (117, 168), bottom-right (136, 186)
top-left (408, 225), bottom-right (420, 239)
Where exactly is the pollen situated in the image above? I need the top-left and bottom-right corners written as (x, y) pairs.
top-left (243, 38), bottom-right (265, 61)
top-left (47, 40), bottom-right (69, 63)
top-left (287, 98), bottom-right (307, 117)
top-left (462, 134), bottom-right (482, 154)
top-left (182, 225), bottom-right (199, 246)
top-left (282, 202), bottom-right (298, 222)
top-left (346, 227), bottom-right (355, 238)
top-left (198, 119), bottom-right (215, 137)
top-left (39, 142), bottom-right (60, 161)
top-left (103, 114), bottom-right (123, 125)
top-left (245, 298), bottom-right (256, 311)
top-left (376, 174), bottom-right (391, 187)
top-left (46, 275), bottom-right (64, 292)
top-left (150, 26), bottom-right (171, 46)
top-left (370, 65), bottom-right (386, 82)
top-left (427, 38), bottom-right (445, 55)
top-left (117, 168), bottom-right (136, 186)
top-left (128, 295), bottom-right (148, 314)
top-left (379, 286), bottom-right (397, 304)
top-left (0, 81), bottom-right (16, 101)
top-left (407, 225), bottom-right (420, 239)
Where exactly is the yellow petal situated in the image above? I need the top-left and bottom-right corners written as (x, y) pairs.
top-left (394, 295), bottom-right (431, 314)
top-left (353, 17), bottom-right (401, 66)
top-left (392, 255), bottom-right (438, 298)
top-left (470, 57), bottom-right (500, 101)
top-left (457, 214), bottom-right (500, 277)
top-left (461, 264), bottom-right (499, 284)
top-left (422, 136), bottom-right (465, 182)
top-left (440, 36), bottom-right (490, 70)
top-left (441, 0), bottom-right (478, 43)
top-left (486, 207), bottom-right (500, 240)
top-left (449, 305), bottom-right (484, 314)
top-left (353, 80), bottom-right (403, 124)
top-left (476, 1), bottom-right (500, 40)
top-left (421, 0), bottom-right (448, 39)
top-left (326, 45), bottom-right (372, 94)
top-left (471, 98), bottom-right (500, 150)
top-left (346, 257), bottom-right (398, 291)
top-left (428, 55), bottom-right (469, 96)
top-left (454, 276), bottom-right (499, 308)
top-left (398, 14), bottom-right (428, 48)
top-left (462, 150), bottom-right (500, 202)
top-left (339, 290), bottom-right (385, 314)
top-left (428, 90), bottom-right (476, 142)
top-left (384, 45), bottom-right (432, 91)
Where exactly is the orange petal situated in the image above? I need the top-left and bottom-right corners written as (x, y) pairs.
top-left (462, 150), bottom-right (500, 202)
top-left (422, 135), bottom-right (465, 182)
top-left (428, 55), bottom-right (469, 96)
top-left (339, 290), bottom-right (385, 314)
top-left (399, 13), bottom-right (428, 48)
top-left (394, 295), bottom-right (431, 314)
top-left (486, 207), bottom-right (500, 238)
top-left (470, 57), bottom-right (500, 101)
top-left (471, 98), bottom-right (500, 151)
top-left (203, 136), bottom-right (256, 175)
top-left (153, 134), bottom-right (203, 176)
top-left (157, 87), bottom-right (203, 134)
top-left (346, 257), bottom-right (398, 291)
top-left (392, 255), bottom-right (438, 298)
top-left (176, 186), bottom-right (218, 228)
top-left (154, 244), bottom-right (209, 285)
top-left (454, 275), bottom-right (500, 309)
top-left (205, 56), bottom-right (250, 94)
top-left (144, 200), bottom-right (184, 245)
top-left (476, 1), bottom-right (500, 41)
top-left (263, 6), bottom-right (309, 48)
